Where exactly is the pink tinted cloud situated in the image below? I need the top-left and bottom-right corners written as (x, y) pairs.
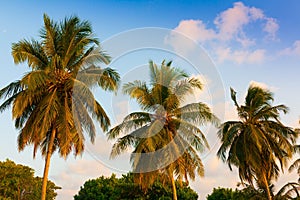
top-left (263, 18), bottom-right (279, 40)
top-left (168, 2), bottom-right (279, 65)
top-left (216, 47), bottom-right (266, 64)
top-left (214, 2), bottom-right (251, 41)
top-left (173, 20), bottom-right (217, 42)
top-left (279, 40), bottom-right (300, 56)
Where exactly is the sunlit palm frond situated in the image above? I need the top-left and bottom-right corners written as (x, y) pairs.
top-left (80, 46), bottom-right (111, 66)
top-left (123, 80), bottom-right (154, 109)
top-left (172, 118), bottom-right (209, 151)
top-left (174, 102), bottom-right (219, 126)
top-left (107, 112), bottom-right (151, 139)
top-left (40, 14), bottom-right (59, 59)
top-left (111, 134), bottom-right (136, 158)
top-left (12, 39), bottom-right (47, 70)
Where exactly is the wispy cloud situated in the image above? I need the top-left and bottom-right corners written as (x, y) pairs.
top-left (215, 47), bottom-right (266, 64)
top-left (279, 40), bottom-right (300, 56)
top-left (263, 18), bottom-right (279, 40)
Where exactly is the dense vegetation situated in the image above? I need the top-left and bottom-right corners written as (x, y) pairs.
top-left (0, 159), bottom-right (60, 200)
top-left (207, 185), bottom-right (300, 200)
top-left (74, 173), bottom-right (198, 200)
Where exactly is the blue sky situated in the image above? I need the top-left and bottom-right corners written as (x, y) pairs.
top-left (0, 1), bottom-right (300, 199)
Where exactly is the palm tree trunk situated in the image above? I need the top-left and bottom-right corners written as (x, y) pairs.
top-left (170, 173), bottom-right (178, 200)
top-left (41, 129), bottom-right (56, 200)
top-left (262, 173), bottom-right (272, 200)
top-left (17, 185), bottom-right (20, 200)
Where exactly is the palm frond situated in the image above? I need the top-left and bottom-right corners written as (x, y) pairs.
top-left (174, 102), bottom-right (220, 126)
top-left (123, 80), bottom-right (153, 109)
top-left (40, 14), bottom-right (59, 58)
top-left (107, 112), bottom-right (151, 139)
top-left (110, 135), bottom-right (136, 158)
top-left (0, 80), bottom-right (23, 96)
top-left (12, 39), bottom-right (47, 69)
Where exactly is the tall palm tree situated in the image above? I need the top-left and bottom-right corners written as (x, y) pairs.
top-left (217, 85), bottom-right (297, 200)
top-left (0, 14), bottom-right (119, 200)
top-left (107, 60), bottom-right (218, 200)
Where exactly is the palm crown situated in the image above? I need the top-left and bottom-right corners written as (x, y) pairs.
top-left (107, 60), bottom-right (218, 199)
top-left (217, 85), bottom-right (297, 199)
top-left (0, 14), bottom-right (119, 200)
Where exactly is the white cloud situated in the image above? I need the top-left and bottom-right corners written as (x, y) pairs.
top-left (189, 151), bottom-right (240, 199)
top-left (214, 101), bottom-right (238, 122)
top-left (167, 2), bottom-right (279, 65)
top-left (247, 49), bottom-right (266, 63)
top-left (164, 28), bottom-right (199, 57)
top-left (214, 2), bottom-right (251, 41)
top-left (264, 18), bottom-right (279, 40)
top-left (173, 20), bottom-right (217, 42)
top-left (86, 136), bottom-right (114, 157)
top-left (213, 1), bottom-right (278, 44)
top-left (236, 35), bottom-right (256, 47)
top-left (249, 6), bottom-right (264, 20)
top-left (279, 40), bottom-right (300, 56)
top-left (216, 47), bottom-right (266, 64)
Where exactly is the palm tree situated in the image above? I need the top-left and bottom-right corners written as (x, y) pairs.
top-left (288, 130), bottom-right (300, 183)
top-left (217, 85), bottom-right (297, 200)
top-left (0, 14), bottom-right (119, 200)
top-left (107, 60), bottom-right (218, 200)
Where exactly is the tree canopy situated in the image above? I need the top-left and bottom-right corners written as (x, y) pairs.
top-left (74, 173), bottom-right (198, 200)
top-left (0, 159), bottom-right (60, 200)
top-left (207, 185), bottom-right (300, 200)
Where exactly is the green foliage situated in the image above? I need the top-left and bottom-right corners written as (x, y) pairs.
top-left (207, 187), bottom-right (239, 200)
top-left (74, 173), bottom-right (198, 200)
top-left (0, 159), bottom-right (60, 200)
top-left (207, 187), bottom-right (267, 200)
top-left (207, 185), bottom-right (300, 200)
